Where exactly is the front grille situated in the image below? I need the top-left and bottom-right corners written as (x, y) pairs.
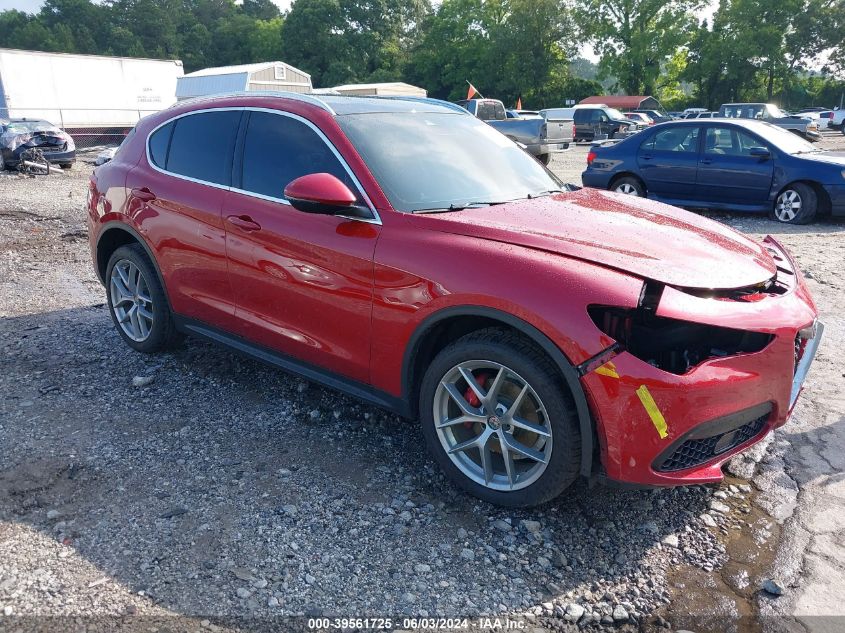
top-left (657, 414), bottom-right (768, 472)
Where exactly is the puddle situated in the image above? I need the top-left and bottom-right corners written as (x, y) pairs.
top-left (658, 476), bottom-right (780, 633)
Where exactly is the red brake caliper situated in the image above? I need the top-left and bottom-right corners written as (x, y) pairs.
top-left (463, 372), bottom-right (489, 428)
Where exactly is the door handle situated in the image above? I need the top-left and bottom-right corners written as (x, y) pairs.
top-left (699, 158), bottom-right (713, 165)
top-left (641, 154), bottom-right (653, 160)
top-left (226, 214), bottom-right (262, 232)
top-left (131, 187), bottom-right (156, 202)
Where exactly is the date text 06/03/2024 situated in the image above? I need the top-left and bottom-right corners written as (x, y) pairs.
top-left (307, 617), bottom-right (526, 629)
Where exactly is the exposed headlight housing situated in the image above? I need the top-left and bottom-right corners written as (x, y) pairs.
top-left (589, 305), bottom-right (773, 375)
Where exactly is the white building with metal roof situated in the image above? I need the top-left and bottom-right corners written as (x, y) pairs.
top-left (329, 82), bottom-right (427, 97)
top-left (176, 62), bottom-right (312, 100)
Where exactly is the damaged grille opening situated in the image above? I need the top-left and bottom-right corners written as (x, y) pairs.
top-left (589, 305), bottom-right (773, 375)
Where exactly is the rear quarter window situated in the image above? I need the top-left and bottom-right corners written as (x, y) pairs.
top-left (150, 110), bottom-right (241, 186)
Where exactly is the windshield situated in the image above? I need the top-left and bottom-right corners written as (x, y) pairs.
top-left (606, 108), bottom-right (626, 120)
top-left (5, 120), bottom-right (56, 133)
top-left (337, 112), bottom-right (563, 213)
top-left (756, 123), bottom-right (818, 154)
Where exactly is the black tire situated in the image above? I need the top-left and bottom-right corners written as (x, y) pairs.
top-left (419, 328), bottom-right (581, 508)
top-left (609, 175), bottom-right (645, 197)
top-left (771, 182), bottom-right (818, 224)
top-left (0, 152), bottom-right (5, 171)
top-left (538, 153), bottom-right (551, 166)
top-left (105, 244), bottom-right (183, 353)
top-left (60, 163), bottom-right (73, 170)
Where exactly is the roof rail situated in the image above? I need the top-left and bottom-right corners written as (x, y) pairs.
top-left (174, 91), bottom-right (336, 115)
top-left (372, 95), bottom-right (469, 114)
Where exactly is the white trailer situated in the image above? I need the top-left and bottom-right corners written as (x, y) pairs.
top-left (0, 48), bottom-right (183, 128)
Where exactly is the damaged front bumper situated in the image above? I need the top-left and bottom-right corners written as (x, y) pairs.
top-left (582, 236), bottom-right (822, 486)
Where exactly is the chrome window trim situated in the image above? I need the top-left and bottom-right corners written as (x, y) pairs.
top-left (145, 106), bottom-right (381, 225)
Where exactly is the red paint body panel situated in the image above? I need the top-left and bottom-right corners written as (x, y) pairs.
top-left (87, 94), bottom-right (821, 489)
top-left (222, 190), bottom-right (379, 383)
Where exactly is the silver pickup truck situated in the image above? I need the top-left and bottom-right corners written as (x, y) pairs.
top-left (718, 103), bottom-right (821, 141)
top-left (456, 98), bottom-right (573, 165)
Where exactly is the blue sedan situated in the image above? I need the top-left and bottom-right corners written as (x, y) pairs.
top-left (581, 119), bottom-right (845, 224)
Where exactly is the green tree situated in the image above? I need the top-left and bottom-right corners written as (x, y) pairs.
top-left (574, 0), bottom-right (703, 95)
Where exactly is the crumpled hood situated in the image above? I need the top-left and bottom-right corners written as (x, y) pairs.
top-left (407, 188), bottom-right (776, 290)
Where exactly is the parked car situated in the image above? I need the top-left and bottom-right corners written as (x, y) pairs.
top-left (625, 112), bottom-right (654, 125)
top-left (457, 98), bottom-right (572, 164)
top-left (795, 110), bottom-right (832, 130)
top-left (631, 109), bottom-right (673, 124)
top-left (582, 119), bottom-right (845, 224)
top-left (692, 111), bottom-right (717, 119)
top-left (88, 93), bottom-right (823, 506)
top-left (830, 109), bottom-right (845, 130)
top-left (683, 108), bottom-right (707, 118)
top-left (0, 118), bottom-right (76, 170)
top-left (572, 105), bottom-right (640, 141)
top-left (667, 111), bottom-right (684, 119)
top-left (718, 103), bottom-right (820, 141)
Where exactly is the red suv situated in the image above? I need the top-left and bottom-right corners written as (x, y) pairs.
top-left (88, 93), bottom-right (822, 507)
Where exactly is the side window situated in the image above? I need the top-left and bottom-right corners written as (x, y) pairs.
top-left (639, 134), bottom-right (655, 151)
top-left (148, 122), bottom-right (172, 168)
top-left (705, 127), bottom-right (765, 156)
top-left (492, 102), bottom-right (506, 120)
top-left (165, 110), bottom-right (241, 186)
top-left (239, 111), bottom-right (357, 201)
top-left (651, 127), bottom-right (700, 152)
top-left (574, 110), bottom-right (587, 123)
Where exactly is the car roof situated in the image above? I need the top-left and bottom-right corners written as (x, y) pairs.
top-left (651, 118), bottom-right (774, 131)
top-left (177, 91), bottom-right (467, 116)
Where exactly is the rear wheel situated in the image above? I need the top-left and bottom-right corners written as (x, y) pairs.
top-left (772, 183), bottom-right (817, 224)
top-left (538, 153), bottom-right (551, 166)
top-left (611, 175), bottom-right (645, 197)
top-left (105, 244), bottom-right (182, 353)
top-left (419, 328), bottom-right (581, 507)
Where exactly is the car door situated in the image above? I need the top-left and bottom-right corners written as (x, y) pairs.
top-left (695, 125), bottom-right (774, 204)
top-left (222, 109), bottom-right (380, 383)
top-left (124, 108), bottom-right (242, 332)
top-left (636, 125), bottom-right (701, 200)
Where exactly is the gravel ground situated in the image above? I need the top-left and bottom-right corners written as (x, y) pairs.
top-left (1, 132), bottom-right (844, 632)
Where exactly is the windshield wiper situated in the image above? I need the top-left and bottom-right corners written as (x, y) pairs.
top-left (529, 189), bottom-right (567, 198)
top-left (413, 201), bottom-right (510, 214)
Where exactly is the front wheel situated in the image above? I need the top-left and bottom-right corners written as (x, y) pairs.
top-left (772, 183), bottom-right (817, 224)
top-left (419, 328), bottom-right (581, 507)
top-left (538, 153), bottom-right (551, 166)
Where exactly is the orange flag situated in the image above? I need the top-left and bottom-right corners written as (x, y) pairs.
top-left (516, 96), bottom-right (523, 110)
top-left (467, 83), bottom-right (479, 99)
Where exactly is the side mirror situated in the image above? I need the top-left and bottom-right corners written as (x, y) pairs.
top-left (284, 173), bottom-right (357, 215)
top-left (749, 147), bottom-right (770, 159)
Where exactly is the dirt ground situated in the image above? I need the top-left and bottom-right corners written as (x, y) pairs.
top-left (1, 129), bottom-right (844, 632)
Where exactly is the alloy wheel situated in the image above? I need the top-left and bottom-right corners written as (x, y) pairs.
top-left (432, 360), bottom-right (553, 491)
top-left (775, 189), bottom-right (802, 222)
top-left (615, 182), bottom-right (639, 195)
top-left (109, 259), bottom-right (154, 342)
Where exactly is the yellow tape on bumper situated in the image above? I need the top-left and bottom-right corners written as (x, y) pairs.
top-left (595, 361), bottom-right (620, 379)
top-left (636, 385), bottom-right (668, 439)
